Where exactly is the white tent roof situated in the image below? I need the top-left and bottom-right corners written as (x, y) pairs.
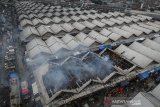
top-left (100, 28), bottom-right (112, 37)
top-left (130, 24), bottom-right (152, 34)
top-left (142, 39), bottom-right (160, 52)
top-left (88, 30), bottom-right (109, 43)
top-left (110, 18), bottom-right (123, 25)
top-left (72, 22), bottom-right (86, 31)
top-left (26, 38), bottom-right (47, 51)
top-left (81, 21), bottom-right (96, 29)
top-left (111, 27), bottom-right (133, 38)
top-left (121, 25), bottom-right (143, 36)
top-left (129, 42), bottom-right (160, 63)
top-left (61, 23), bottom-right (75, 32)
top-left (115, 45), bottom-right (153, 68)
top-left (45, 36), bottom-right (64, 47)
top-left (50, 24), bottom-right (65, 34)
top-left (92, 20), bottom-right (105, 28)
top-left (108, 33), bottom-right (121, 41)
top-left (75, 32), bottom-right (95, 47)
top-left (138, 23), bottom-right (159, 32)
top-left (101, 19), bottom-right (115, 26)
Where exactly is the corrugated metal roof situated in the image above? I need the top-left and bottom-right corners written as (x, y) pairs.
top-left (100, 28), bottom-right (112, 37)
top-left (129, 42), bottom-right (160, 63)
top-left (101, 19), bottom-right (115, 26)
top-left (52, 17), bottom-right (62, 24)
top-left (101, 13), bottom-right (112, 18)
top-left (88, 30), bottom-right (109, 43)
top-left (117, 17), bottom-right (131, 23)
top-left (76, 32), bottom-right (95, 47)
top-left (50, 24), bottom-right (65, 34)
top-left (154, 37), bottom-right (160, 44)
top-left (26, 38), bottom-right (47, 51)
top-left (121, 25), bottom-right (143, 36)
top-left (115, 45), bottom-right (153, 68)
top-left (45, 36), bottom-right (64, 47)
top-left (72, 22), bottom-right (86, 31)
top-left (42, 17), bottom-right (53, 25)
top-left (124, 16), bottom-right (139, 22)
top-left (71, 15), bottom-right (81, 21)
top-left (142, 39), bottom-right (160, 52)
top-left (37, 25), bottom-right (53, 36)
top-left (131, 15), bottom-right (146, 21)
top-left (151, 84), bottom-right (160, 100)
top-left (61, 23), bottom-right (74, 32)
top-left (62, 34), bottom-right (81, 49)
top-left (111, 27), bottom-right (133, 38)
top-left (32, 18), bottom-right (44, 26)
top-left (110, 18), bottom-right (123, 25)
top-left (138, 23), bottom-right (159, 32)
top-left (146, 22), bottom-right (160, 29)
top-left (127, 92), bottom-right (160, 107)
top-left (137, 14), bottom-right (152, 20)
top-left (108, 12), bottom-right (118, 17)
top-left (87, 14), bottom-right (97, 19)
top-left (81, 21), bottom-right (96, 29)
top-left (130, 24), bottom-right (152, 34)
top-left (28, 45), bottom-right (51, 58)
top-left (20, 26), bottom-right (40, 42)
top-left (92, 20), bottom-right (105, 28)
top-left (108, 33), bottom-right (121, 41)
top-left (94, 13), bottom-right (105, 19)
top-left (62, 16), bottom-right (72, 23)
top-left (20, 19), bottom-right (33, 27)
top-left (79, 15), bottom-right (89, 20)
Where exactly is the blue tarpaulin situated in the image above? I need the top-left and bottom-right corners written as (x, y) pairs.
top-left (138, 72), bottom-right (150, 80)
top-left (154, 67), bottom-right (160, 73)
top-left (9, 72), bottom-right (17, 79)
top-left (98, 45), bottom-right (112, 51)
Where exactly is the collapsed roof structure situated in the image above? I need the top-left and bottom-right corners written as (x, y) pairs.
top-left (15, 1), bottom-right (160, 107)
